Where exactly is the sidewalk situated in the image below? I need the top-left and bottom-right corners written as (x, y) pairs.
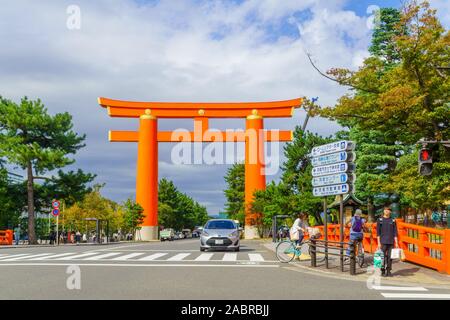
top-left (263, 240), bottom-right (450, 289)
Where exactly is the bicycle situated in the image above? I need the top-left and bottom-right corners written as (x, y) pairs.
top-left (345, 238), bottom-right (365, 268)
top-left (276, 237), bottom-right (326, 263)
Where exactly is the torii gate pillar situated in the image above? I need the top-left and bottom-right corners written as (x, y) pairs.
top-left (244, 112), bottom-right (265, 239)
top-left (136, 110), bottom-right (158, 240)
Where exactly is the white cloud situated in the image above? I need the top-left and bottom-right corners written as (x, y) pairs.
top-left (1, 0), bottom-right (421, 213)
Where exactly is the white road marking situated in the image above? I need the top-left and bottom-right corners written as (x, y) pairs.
top-left (195, 253), bottom-right (214, 261)
top-left (0, 254), bottom-right (29, 260)
top-left (222, 253), bottom-right (237, 261)
top-left (248, 254), bottom-right (265, 262)
top-left (84, 252), bottom-right (124, 260)
top-left (111, 253), bottom-right (146, 261)
top-left (167, 253), bottom-right (191, 261)
top-left (31, 253), bottom-right (77, 260)
top-left (373, 286), bottom-right (428, 291)
top-left (0, 263), bottom-right (280, 268)
top-left (138, 253), bottom-right (168, 261)
top-left (381, 293), bottom-right (450, 299)
top-left (0, 253), bottom-right (51, 261)
top-left (55, 252), bottom-right (100, 260)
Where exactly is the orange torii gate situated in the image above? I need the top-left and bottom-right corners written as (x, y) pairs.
top-left (98, 97), bottom-right (302, 240)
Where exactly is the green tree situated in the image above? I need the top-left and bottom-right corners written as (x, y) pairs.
top-left (223, 163), bottom-right (245, 223)
top-left (123, 199), bottom-right (145, 236)
top-left (319, 2), bottom-right (449, 210)
top-left (369, 8), bottom-right (403, 65)
top-left (41, 169), bottom-right (96, 207)
top-left (0, 169), bottom-right (23, 229)
top-left (0, 97), bottom-right (86, 244)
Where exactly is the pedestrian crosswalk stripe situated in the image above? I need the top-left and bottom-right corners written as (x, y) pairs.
top-left (248, 254), bottom-right (264, 262)
top-left (55, 252), bottom-right (99, 260)
top-left (84, 252), bottom-right (124, 260)
top-left (195, 253), bottom-right (214, 261)
top-left (373, 286), bottom-right (428, 291)
top-left (111, 253), bottom-right (146, 261)
top-left (0, 253), bottom-right (52, 261)
top-left (381, 293), bottom-right (450, 299)
top-left (8, 253), bottom-right (54, 261)
top-left (0, 251), bottom-right (272, 262)
top-left (0, 254), bottom-right (30, 260)
top-left (138, 253), bottom-right (168, 261)
top-left (31, 253), bottom-right (77, 260)
top-left (167, 253), bottom-right (191, 261)
top-left (222, 253), bottom-right (237, 261)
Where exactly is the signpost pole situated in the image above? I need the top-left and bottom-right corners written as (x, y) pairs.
top-left (339, 194), bottom-right (344, 272)
top-left (324, 198), bottom-right (328, 269)
top-left (56, 215), bottom-right (59, 246)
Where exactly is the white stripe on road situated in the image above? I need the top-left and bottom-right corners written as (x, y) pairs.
top-left (0, 253), bottom-right (51, 261)
top-left (0, 254), bottom-right (29, 260)
top-left (111, 253), bottom-right (146, 261)
top-left (248, 254), bottom-right (264, 262)
top-left (0, 263), bottom-right (280, 268)
top-left (138, 253), bottom-right (168, 261)
top-left (222, 253), bottom-right (237, 261)
top-left (167, 253), bottom-right (191, 261)
top-left (373, 286), bottom-right (428, 291)
top-left (31, 253), bottom-right (77, 260)
top-left (195, 253), bottom-right (214, 261)
top-left (84, 252), bottom-right (124, 260)
top-left (382, 293), bottom-right (450, 299)
top-left (55, 252), bottom-right (100, 260)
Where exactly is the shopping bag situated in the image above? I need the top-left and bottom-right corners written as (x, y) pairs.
top-left (400, 249), bottom-right (406, 261)
top-left (289, 227), bottom-right (299, 240)
top-left (391, 248), bottom-right (401, 259)
top-left (373, 250), bottom-right (383, 269)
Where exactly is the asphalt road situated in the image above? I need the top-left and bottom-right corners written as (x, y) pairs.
top-left (0, 239), bottom-right (449, 300)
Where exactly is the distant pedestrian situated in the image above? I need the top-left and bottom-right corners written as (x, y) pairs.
top-left (75, 231), bottom-right (81, 244)
top-left (377, 205), bottom-right (399, 277)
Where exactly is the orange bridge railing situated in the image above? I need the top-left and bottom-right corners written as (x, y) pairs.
top-left (305, 219), bottom-right (450, 275)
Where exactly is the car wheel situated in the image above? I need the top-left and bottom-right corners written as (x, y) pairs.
top-left (200, 248), bottom-right (206, 252)
top-left (234, 247), bottom-right (240, 252)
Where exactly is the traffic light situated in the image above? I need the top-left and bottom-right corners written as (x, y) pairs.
top-left (418, 148), bottom-right (433, 175)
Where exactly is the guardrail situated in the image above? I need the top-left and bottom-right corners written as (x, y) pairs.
top-left (0, 230), bottom-right (13, 245)
top-left (305, 219), bottom-right (450, 274)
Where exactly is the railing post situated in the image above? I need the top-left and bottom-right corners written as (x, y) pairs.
top-left (350, 242), bottom-right (356, 275)
top-left (445, 229), bottom-right (450, 275)
top-left (311, 239), bottom-right (317, 268)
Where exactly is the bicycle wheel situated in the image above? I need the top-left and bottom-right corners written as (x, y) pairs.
top-left (276, 241), bottom-right (296, 263)
top-left (357, 243), bottom-right (365, 268)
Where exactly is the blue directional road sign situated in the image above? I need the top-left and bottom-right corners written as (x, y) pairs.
top-left (52, 200), bottom-right (60, 209)
top-left (313, 184), bottom-right (351, 197)
top-left (312, 173), bottom-right (354, 187)
top-left (312, 151), bottom-right (356, 167)
top-left (52, 209), bottom-right (60, 217)
top-left (311, 140), bottom-right (355, 157)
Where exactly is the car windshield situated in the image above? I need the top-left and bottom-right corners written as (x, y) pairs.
top-left (205, 220), bottom-right (236, 229)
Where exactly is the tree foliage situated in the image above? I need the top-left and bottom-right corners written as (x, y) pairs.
top-left (223, 163), bottom-right (245, 223)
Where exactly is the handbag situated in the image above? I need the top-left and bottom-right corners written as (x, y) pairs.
top-left (289, 227), bottom-right (299, 240)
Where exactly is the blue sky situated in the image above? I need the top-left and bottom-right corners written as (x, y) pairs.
top-left (1, 0), bottom-right (448, 214)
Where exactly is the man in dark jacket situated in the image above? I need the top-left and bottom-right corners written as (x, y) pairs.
top-left (377, 205), bottom-right (399, 277)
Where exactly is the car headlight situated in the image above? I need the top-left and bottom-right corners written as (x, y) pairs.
top-left (202, 231), bottom-right (209, 236)
top-left (229, 231), bottom-right (238, 237)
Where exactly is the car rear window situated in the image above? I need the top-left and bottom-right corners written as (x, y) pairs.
top-left (205, 221), bottom-right (236, 229)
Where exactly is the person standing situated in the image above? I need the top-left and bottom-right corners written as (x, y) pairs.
top-left (377, 205), bottom-right (399, 277)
